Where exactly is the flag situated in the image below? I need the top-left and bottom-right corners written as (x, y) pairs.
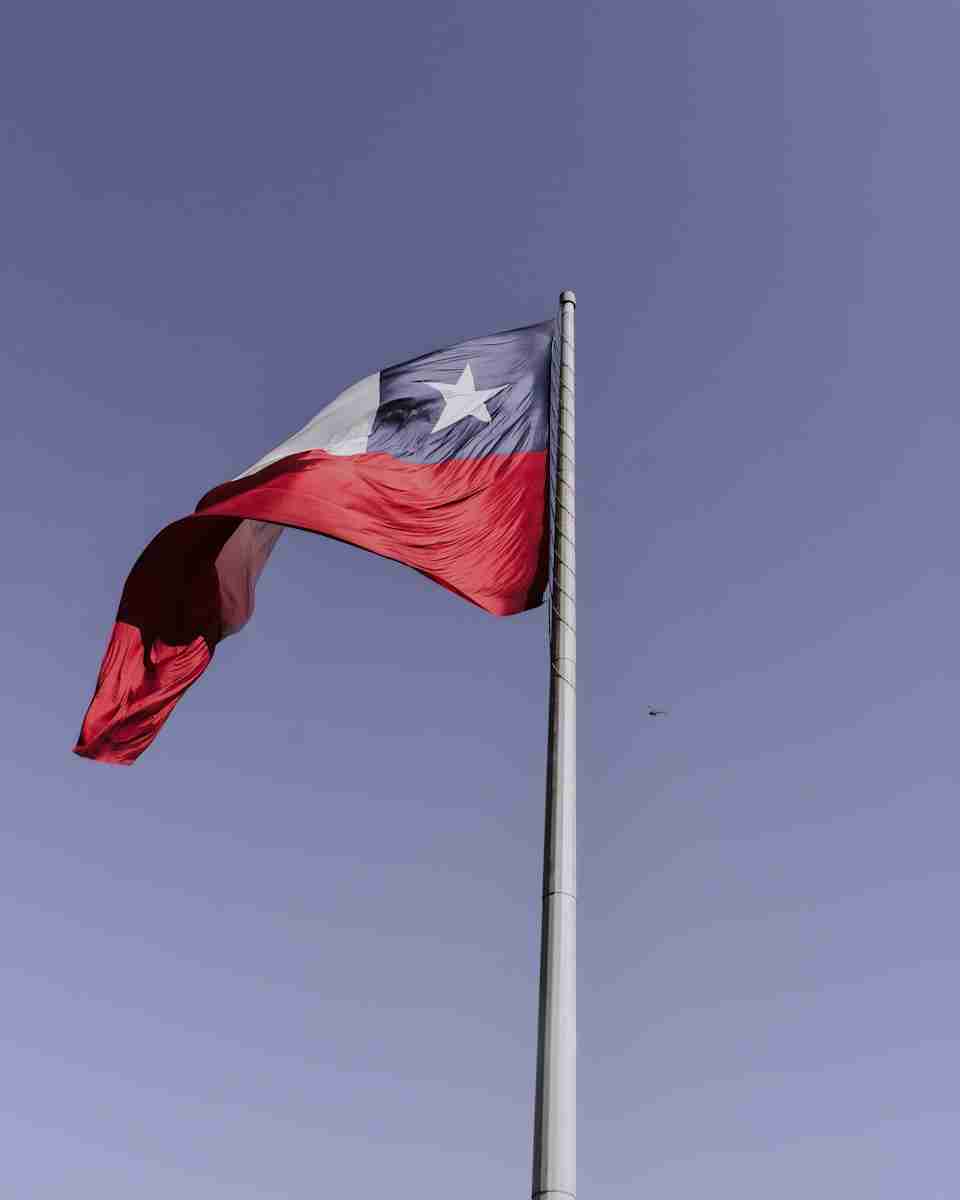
top-left (74, 319), bottom-right (554, 764)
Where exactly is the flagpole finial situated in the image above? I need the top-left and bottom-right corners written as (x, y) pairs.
top-left (560, 290), bottom-right (576, 306)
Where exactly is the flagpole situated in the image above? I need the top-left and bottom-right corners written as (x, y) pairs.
top-left (532, 290), bottom-right (577, 1200)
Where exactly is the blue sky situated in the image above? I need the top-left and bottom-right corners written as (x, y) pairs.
top-left (3, 2), bottom-right (959, 1196)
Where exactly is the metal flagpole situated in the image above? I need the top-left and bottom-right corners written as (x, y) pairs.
top-left (532, 290), bottom-right (577, 1200)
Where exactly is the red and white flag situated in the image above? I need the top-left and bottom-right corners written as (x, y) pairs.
top-left (75, 320), bottom-right (554, 764)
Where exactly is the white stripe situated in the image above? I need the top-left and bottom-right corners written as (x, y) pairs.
top-left (235, 371), bottom-right (380, 479)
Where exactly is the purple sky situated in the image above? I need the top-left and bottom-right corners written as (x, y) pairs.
top-left (3, 3), bottom-right (959, 1196)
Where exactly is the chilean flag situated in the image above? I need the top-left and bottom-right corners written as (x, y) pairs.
top-left (75, 320), bottom-right (555, 764)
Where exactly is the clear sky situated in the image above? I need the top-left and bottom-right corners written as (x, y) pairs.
top-left (3, 3), bottom-right (958, 1197)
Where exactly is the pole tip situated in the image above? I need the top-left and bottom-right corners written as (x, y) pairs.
top-left (559, 290), bottom-right (577, 307)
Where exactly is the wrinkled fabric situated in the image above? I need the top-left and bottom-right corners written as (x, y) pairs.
top-left (75, 321), bottom-right (553, 764)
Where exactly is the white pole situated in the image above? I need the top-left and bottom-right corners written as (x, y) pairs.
top-left (532, 290), bottom-right (577, 1200)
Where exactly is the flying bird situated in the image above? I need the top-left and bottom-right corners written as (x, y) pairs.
top-left (647, 707), bottom-right (669, 718)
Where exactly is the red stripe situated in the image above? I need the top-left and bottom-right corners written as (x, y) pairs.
top-left (75, 449), bottom-right (548, 764)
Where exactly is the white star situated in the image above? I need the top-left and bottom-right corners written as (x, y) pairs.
top-left (424, 363), bottom-right (509, 433)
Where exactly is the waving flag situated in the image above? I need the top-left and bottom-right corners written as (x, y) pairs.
top-left (74, 320), bottom-right (554, 764)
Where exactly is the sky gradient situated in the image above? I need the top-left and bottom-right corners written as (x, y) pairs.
top-left (3, 2), bottom-right (959, 1197)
